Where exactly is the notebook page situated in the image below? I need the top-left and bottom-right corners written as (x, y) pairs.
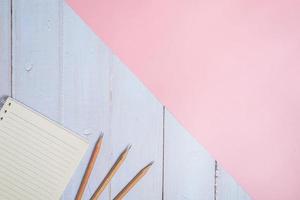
top-left (0, 97), bottom-right (89, 200)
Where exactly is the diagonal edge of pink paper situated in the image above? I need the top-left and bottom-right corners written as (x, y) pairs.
top-left (66, 0), bottom-right (300, 199)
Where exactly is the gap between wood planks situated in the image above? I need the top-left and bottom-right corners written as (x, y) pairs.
top-left (214, 160), bottom-right (218, 200)
top-left (10, 0), bottom-right (13, 97)
top-left (7, 1), bottom-right (220, 198)
top-left (162, 106), bottom-right (166, 200)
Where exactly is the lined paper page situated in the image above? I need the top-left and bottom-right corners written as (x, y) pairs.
top-left (0, 97), bottom-right (88, 200)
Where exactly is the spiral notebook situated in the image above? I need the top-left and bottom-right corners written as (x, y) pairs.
top-left (0, 97), bottom-right (89, 200)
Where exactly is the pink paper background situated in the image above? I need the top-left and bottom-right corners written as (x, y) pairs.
top-left (66, 0), bottom-right (300, 199)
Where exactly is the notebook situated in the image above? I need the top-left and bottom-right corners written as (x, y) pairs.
top-left (0, 97), bottom-right (89, 200)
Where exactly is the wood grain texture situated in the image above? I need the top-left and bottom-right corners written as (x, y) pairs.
top-left (164, 109), bottom-right (215, 200)
top-left (61, 4), bottom-right (112, 199)
top-left (12, 0), bottom-right (62, 120)
top-left (109, 56), bottom-right (163, 200)
top-left (0, 0), bottom-right (11, 97)
top-left (216, 165), bottom-right (251, 200)
top-left (9, 1), bottom-right (251, 199)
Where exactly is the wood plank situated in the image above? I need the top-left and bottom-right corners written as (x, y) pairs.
top-left (11, 2), bottom-right (251, 200)
top-left (0, 0), bottom-right (11, 97)
top-left (61, 3), bottom-right (112, 200)
top-left (216, 164), bottom-right (251, 200)
top-left (12, 0), bottom-right (61, 121)
top-left (109, 56), bottom-right (164, 200)
top-left (12, 0), bottom-right (66, 197)
top-left (164, 109), bottom-right (215, 200)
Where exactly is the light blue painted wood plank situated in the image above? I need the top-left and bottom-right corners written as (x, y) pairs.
top-left (10, 2), bottom-right (242, 200)
top-left (62, 4), bottom-right (164, 199)
top-left (0, 0), bottom-right (11, 97)
top-left (164, 109), bottom-right (215, 200)
top-left (109, 56), bottom-right (164, 200)
top-left (12, 0), bottom-right (65, 197)
top-left (61, 3), bottom-right (112, 200)
top-left (12, 0), bottom-right (62, 120)
top-left (216, 164), bottom-right (251, 200)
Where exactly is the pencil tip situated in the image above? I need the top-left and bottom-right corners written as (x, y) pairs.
top-left (147, 161), bottom-right (154, 167)
top-left (97, 133), bottom-right (104, 141)
top-left (95, 134), bottom-right (104, 147)
top-left (150, 161), bottom-right (154, 165)
top-left (141, 161), bottom-right (154, 172)
top-left (126, 144), bottom-right (132, 151)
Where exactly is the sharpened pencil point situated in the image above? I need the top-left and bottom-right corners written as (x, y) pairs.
top-left (95, 134), bottom-right (104, 147)
top-left (97, 133), bottom-right (104, 141)
top-left (112, 160), bottom-right (154, 200)
top-left (126, 144), bottom-right (132, 151)
top-left (99, 132), bottom-right (104, 138)
top-left (91, 143), bottom-right (130, 200)
top-left (143, 161), bottom-right (154, 170)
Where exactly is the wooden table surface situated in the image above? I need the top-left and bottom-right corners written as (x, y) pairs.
top-left (0, 1), bottom-right (250, 199)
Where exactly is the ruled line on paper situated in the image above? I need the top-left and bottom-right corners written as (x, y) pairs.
top-left (0, 134), bottom-right (68, 176)
top-left (2, 118), bottom-right (78, 162)
top-left (9, 111), bottom-right (80, 151)
top-left (0, 125), bottom-right (74, 165)
top-left (0, 174), bottom-right (38, 199)
top-left (0, 185), bottom-right (23, 200)
top-left (0, 154), bottom-right (60, 189)
top-left (0, 98), bottom-right (89, 199)
top-left (0, 140), bottom-right (65, 180)
top-left (0, 163), bottom-right (55, 195)
top-left (0, 191), bottom-right (15, 200)
top-left (0, 128), bottom-right (72, 170)
top-left (0, 167), bottom-right (53, 199)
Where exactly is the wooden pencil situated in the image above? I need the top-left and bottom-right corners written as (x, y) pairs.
top-left (90, 145), bottom-right (131, 200)
top-left (75, 134), bottom-right (103, 200)
top-left (113, 161), bottom-right (154, 200)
